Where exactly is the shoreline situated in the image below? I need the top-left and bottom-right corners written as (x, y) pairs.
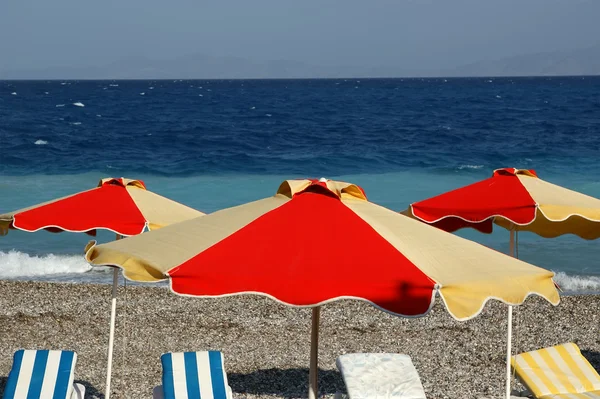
top-left (4, 276), bottom-right (600, 298)
top-left (1, 280), bottom-right (599, 398)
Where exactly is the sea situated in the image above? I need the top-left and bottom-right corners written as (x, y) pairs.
top-left (1, 77), bottom-right (600, 293)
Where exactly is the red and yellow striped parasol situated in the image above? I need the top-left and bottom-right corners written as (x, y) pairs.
top-left (85, 178), bottom-right (559, 399)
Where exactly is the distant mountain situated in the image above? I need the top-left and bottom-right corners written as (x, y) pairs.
top-left (446, 44), bottom-right (600, 77)
top-left (1, 44), bottom-right (599, 79)
top-left (0, 54), bottom-right (423, 80)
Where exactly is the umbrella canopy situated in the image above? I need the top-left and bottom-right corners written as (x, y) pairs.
top-left (0, 177), bottom-right (204, 236)
top-left (85, 178), bottom-right (559, 321)
top-left (405, 168), bottom-right (600, 239)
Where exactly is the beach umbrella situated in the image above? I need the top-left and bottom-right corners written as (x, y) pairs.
top-left (84, 178), bottom-right (559, 399)
top-left (0, 177), bottom-right (203, 237)
top-left (405, 168), bottom-right (600, 239)
top-left (404, 167), bottom-right (600, 398)
top-left (0, 177), bottom-right (203, 399)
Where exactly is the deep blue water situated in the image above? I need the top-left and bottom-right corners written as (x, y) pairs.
top-left (1, 77), bottom-right (600, 291)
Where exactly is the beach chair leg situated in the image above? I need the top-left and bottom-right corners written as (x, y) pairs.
top-left (153, 385), bottom-right (164, 399)
top-left (71, 383), bottom-right (86, 399)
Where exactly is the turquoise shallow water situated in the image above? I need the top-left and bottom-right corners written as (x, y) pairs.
top-left (0, 171), bottom-right (598, 293)
top-left (1, 78), bottom-right (600, 292)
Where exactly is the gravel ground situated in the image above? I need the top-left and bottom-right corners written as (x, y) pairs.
top-left (0, 280), bottom-right (598, 399)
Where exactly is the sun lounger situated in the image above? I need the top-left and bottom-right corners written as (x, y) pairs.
top-left (153, 351), bottom-right (233, 399)
top-left (2, 349), bottom-right (84, 399)
top-left (511, 342), bottom-right (600, 399)
top-left (336, 353), bottom-right (427, 399)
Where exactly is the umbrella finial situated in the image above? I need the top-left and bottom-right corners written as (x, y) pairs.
top-left (277, 179), bottom-right (368, 201)
top-left (492, 168), bottom-right (537, 178)
top-left (98, 178), bottom-right (147, 189)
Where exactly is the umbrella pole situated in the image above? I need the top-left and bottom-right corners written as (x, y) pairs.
top-left (505, 229), bottom-right (516, 399)
top-left (309, 306), bottom-right (321, 399)
top-left (506, 305), bottom-right (513, 399)
top-left (509, 229), bottom-right (515, 257)
top-left (105, 267), bottom-right (118, 399)
top-left (105, 234), bottom-right (122, 399)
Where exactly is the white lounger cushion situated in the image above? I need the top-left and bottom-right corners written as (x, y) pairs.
top-left (336, 353), bottom-right (427, 399)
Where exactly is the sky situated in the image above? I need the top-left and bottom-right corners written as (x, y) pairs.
top-left (1, 0), bottom-right (599, 72)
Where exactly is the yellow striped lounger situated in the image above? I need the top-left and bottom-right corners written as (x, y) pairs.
top-left (511, 342), bottom-right (600, 399)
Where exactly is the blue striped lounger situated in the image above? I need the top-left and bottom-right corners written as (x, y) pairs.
top-left (158, 351), bottom-right (231, 399)
top-left (3, 349), bottom-right (83, 399)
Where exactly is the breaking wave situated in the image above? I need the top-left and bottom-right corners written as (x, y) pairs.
top-left (0, 251), bottom-right (91, 278)
top-left (553, 271), bottom-right (600, 293)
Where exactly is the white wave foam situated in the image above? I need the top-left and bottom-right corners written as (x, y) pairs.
top-left (34, 139), bottom-right (48, 145)
top-left (109, 84), bottom-right (119, 87)
top-left (554, 272), bottom-right (600, 293)
top-left (0, 251), bottom-right (91, 278)
top-left (70, 122), bottom-right (82, 125)
top-left (55, 104), bottom-right (65, 107)
top-left (73, 102), bottom-right (85, 107)
top-left (458, 164), bottom-right (484, 170)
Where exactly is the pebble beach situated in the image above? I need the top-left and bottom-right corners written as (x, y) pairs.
top-left (0, 280), bottom-right (598, 399)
